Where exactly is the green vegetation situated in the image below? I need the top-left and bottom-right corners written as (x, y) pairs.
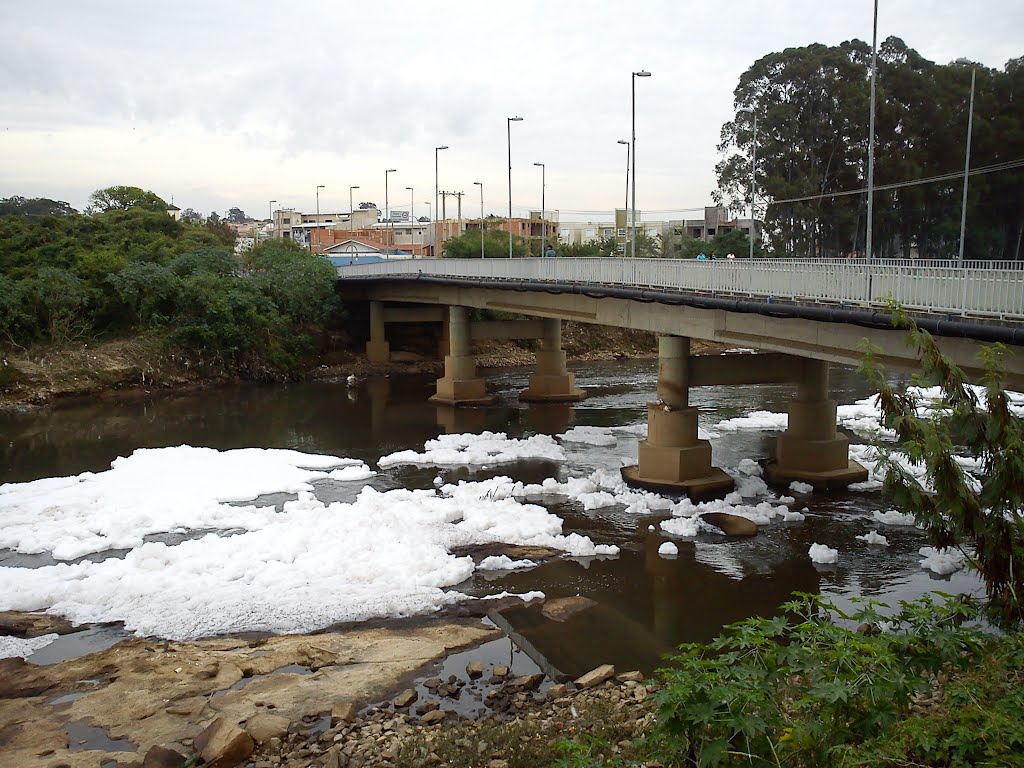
top-left (441, 225), bottom-right (530, 258)
top-left (717, 41), bottom-right (1024, 259)
top-left (646, 594), bottom-right (1023, 768)
top-left (0, 188), bottom-right (339, 378)
top-left (862, 307), bottom-right (1024, 626)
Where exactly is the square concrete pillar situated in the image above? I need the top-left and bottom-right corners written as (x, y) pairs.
top-left (519, 320), bottom-right (586, 403)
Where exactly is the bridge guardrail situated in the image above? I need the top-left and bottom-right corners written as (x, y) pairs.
top-left (335, 258), bottom-right (1024, 320)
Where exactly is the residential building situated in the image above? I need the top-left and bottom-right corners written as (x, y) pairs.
top-left (271, 206), bottom-right (380, 248)
top-left (660, 206), bottom-right (761, 256)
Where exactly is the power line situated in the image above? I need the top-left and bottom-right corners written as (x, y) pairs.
top-left (763, 157), bottom-right (1024, 207)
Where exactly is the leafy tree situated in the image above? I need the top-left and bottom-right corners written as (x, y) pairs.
top-left (243, 238), bottom-right (339, 324)
top-left (0, 196), bottom-right (77, 217)
top-left (226, 207), bottom-right (248, 224)
top-left (180, 207), bottom-right (203, 223)
top-left (716, 40), bottom-right (1024, 260)
top-left (861, 308), bottom-right (1024, 626)
top-left (558, 241), bottom-right (603, 258)
top-left (441, 227), bottom-right (529, 258)
top-left (358, 202), bottom-right (377, 210)
top-left (87, 186), bottom-right (168, 214)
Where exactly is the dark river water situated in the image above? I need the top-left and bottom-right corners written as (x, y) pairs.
top-left (0, 360), bottom-right (981, 677)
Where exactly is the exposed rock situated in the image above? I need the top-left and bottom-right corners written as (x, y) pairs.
top-left (700, 512), bottom-right (758, 537)
top-left (574, 664), bottom-right (616, 689)
top-left (393, 689), bottom-right (418, 708)
top-left (246, 712), bottom-right (290, 744)
top-left (331, 701), bottom-right (358, 724)
top-left (142, 744), bottom-right (189, 768)
top-left (419, 709), bottom-right (447, 725)
top-left (0, 658), bottom-right (57, 698)
top-left (617, 670), bottom-right (644, 683)
top-left (491, 666), bottom-right (509, 680)
top-left (541, 596), bottom-right (598, 622)
top-left (546, 684), bottom-right (567, 701)
top-left (194, 717), bottom-right (256, 768)
top-left (297, 643), bottom-right (337, 670)
top-left (508, 673), bottom-right (544, 691)
top-left (466, 660), bottom-right (484, 679)
top-left (0, 611), bottom-right (75, 638)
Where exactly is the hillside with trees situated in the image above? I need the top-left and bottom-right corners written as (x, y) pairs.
top-left (716, 38), bottom-right (1023, 260)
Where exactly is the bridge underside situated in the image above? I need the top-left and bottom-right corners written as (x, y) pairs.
top-left (339, 281), bottom-right (1024, 388)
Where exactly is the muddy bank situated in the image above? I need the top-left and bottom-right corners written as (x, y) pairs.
top-left (0, 325), bottom-right (727, 412)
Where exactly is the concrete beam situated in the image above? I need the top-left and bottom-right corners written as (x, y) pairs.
top-left (687, 353), bottom-right (802, 387)
top-left (470, 319), bottom-right (546, 341)
top-left (382, 307), bottom-right (446, 323)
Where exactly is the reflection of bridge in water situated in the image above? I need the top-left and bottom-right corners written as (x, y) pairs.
top-left (338, 258), bottom-right (1024, 501)
top-left (487, 531), bottom-right (821, 678)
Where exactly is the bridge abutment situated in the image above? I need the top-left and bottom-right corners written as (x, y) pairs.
top-left (429, 306), bottom-right (497, 407)
top-left (764, 359), bottom-right (868, 489)
top-left (519, 319), bottom-right (586, 403)
top-left (622, 336), bottom-right (734, 501)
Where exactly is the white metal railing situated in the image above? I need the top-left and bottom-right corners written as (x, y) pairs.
top-left (336, 258), bottom-right (1024, 320)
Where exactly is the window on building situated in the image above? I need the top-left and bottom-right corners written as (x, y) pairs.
top-left (283, 218), bottom-right (291, 224)
top-left (708, 228), bottom-right (716, 236)
top-left (692, 228), bottom-right (701, 238)
top-left (616, 243), bottom-right (625, 252)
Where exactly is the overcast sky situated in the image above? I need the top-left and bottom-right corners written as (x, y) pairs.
top-left (1, 1), bottom-right (1020, 223)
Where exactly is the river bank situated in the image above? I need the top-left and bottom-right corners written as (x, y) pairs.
top-left (0, 597), bottom-right (656, 768)
top-left (0, 324), bottom-right (719, 412)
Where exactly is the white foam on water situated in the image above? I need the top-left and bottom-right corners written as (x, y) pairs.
top-left (0, 633), bottom-right (59, 660)
top-left (378, 431), bottom-right (565, 467)
top-left (558, 426), bottom-right (617, 446)
top-left (855, 530), bottom-right (890, 546)
top-left (919, 546), bottom-right (965, 575)
top-left (809, 543), bottom-right (839, 564)
top-left (657, 542), bottom-right (678, 557)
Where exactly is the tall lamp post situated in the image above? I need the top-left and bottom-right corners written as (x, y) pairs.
top-left (405, 186), bottom-right (414, 249)
top-left (737, 107), bottom-right (758, 259)
top-left (473, 181), bottom-right (484, 258)
top-left (533, 162), bottom-right (546, 256)
top-left (616, 140), bottom-right (629, 254)
top-left (314, 185), bottom-right (325, 252)
top-left (630, 70), bottom-right (651, 258)
top-left (349, 185), bottom-right (359, 218)
top-left (434, 145), bottom-right (448, 256)
top-left (269, 199), bottom-right (277, 238)
top-left (866, 0), bottom-right (878, 261)
top-left (507, 116), bottom-right (523, 258)
top-left (384, 169), bottom-right (396, 256)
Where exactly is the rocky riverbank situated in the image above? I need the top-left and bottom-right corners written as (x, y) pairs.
top-left (0, 602), bottom-right (660, 768)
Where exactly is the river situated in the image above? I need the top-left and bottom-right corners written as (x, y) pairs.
top-left (0, 359), bottom-right (981, 677)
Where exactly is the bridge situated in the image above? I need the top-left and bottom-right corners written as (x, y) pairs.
top-left (336, 257), bottom-right (1024, 500)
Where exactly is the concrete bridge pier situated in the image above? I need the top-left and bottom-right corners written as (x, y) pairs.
top-left (621, 336), bottom-right (734, 501)
top-left (764, 359), bottom-right (868, 489)
top-left (365, 301), bottom-right (390, 364)
top-left (429, 305), bottom-right (497, 407)
top-left (519, 318), bottom-right (586, 403)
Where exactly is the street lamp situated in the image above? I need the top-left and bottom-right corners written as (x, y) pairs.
top-left (314, 185), bottom-right (325, 252)
top-left (269, 200), bottom-right (277, 238)
top-left (737, 107), bottom-right (758, 259)
top-left (631, 70), bottom-right (651, 258)
top-left (617, 140), bottom-right (629, 255)
top-left (384, 169), bottom-right (396, 255)
top-left (533, 162), bottom-right (546, 257)
top-left (435, 145), bottom-right (448, 256)
top-left (507, 116), bottom-right (523, 258)
top-left (473, 181), bottom-right (484, 258)
top-left (405, 186), bottom-right (414, 248)
top-left (349, 185), bottom-right (359, 218)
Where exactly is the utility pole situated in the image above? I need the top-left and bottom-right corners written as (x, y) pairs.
top-left (454, 191), bottom-right (464, 237)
